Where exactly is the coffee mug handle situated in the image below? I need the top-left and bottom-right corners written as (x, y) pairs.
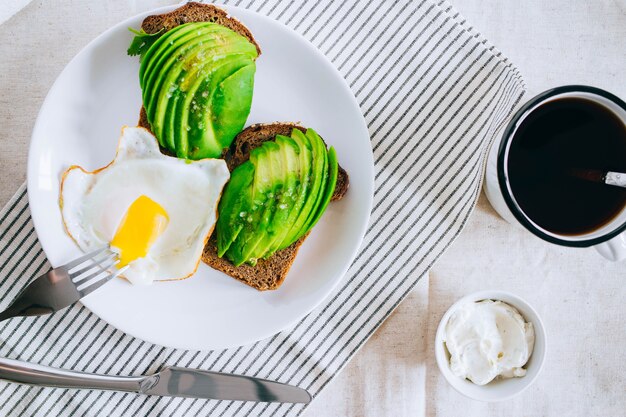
top-left (594, 233), bottom-right (626, 261)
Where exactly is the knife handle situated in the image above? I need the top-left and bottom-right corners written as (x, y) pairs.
top-left (0, 357), bottom-right (145, 392)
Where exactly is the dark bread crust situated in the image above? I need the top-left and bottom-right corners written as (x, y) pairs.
top-left (202, 123), bottom-right (350, 291)
top-left (202, 234), bottom-right (307, 291)
top-left (140, 2), bottom-right (261, 56)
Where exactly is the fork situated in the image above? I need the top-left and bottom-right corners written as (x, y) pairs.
top-left (0, 247), bottom-right (126, 322)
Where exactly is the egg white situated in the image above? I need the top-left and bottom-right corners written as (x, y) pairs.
top-left (60, 127), bottom-right (230, 285)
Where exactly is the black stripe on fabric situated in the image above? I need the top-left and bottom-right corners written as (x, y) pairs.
top-left (0, 187), bottom-right (27, 230)
top-left (62, 335), bottom-right (139, 417)
top-left (159, 349), bottom-right (216, 416)
top-left (366, 33), bottom-right (480, 167)
top-left (338, 1), bottom-right (428, 75)
top-left (129, 348), bottom-right (185, 416)
top-left (310, 0), bottom-right (363, 48)
top-left (361, 15), bottom-right (463, 120)
top-left (350, 6), bottom-right (446, 92)
top-left (366, 28), bottom-right (476, 143)
top-left (31, 322), bottom-right (117, 417)
top-left (15, 316), bottom-right (106, 415)
top-left (0, 202), bottom-right (29, 251)
top-left (0, 217), bottom-right (34, 272)
top-left (274, 0), bottom-right (296, 20)
top-left (90, 342), bottom-right (159, 416)
top-left (296, 0), bottom-right (338, 36)
top-left (254, 0), bottom-right (270, 13)
top-left (321, 0), bottom-right (389, 57)
top-left (30, 322), bottom-right (131, 416)
top-left (5, 306), bottom-right (89, 414)
top-left (69, 340), bottom-right (149, 417)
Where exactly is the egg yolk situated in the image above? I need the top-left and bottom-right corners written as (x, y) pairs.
top-left (110, 195), bottom-right (169, 267)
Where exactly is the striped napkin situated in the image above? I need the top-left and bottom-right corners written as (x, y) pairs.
top-left (0, 0), bottom-right (525, 415)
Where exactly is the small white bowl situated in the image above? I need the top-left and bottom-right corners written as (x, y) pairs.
top-left (434, 290), bottom-right (546, 402)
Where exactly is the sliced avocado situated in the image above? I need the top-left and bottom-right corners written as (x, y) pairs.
top-left (142, 24), bottom-right (225, 111)
top-left (216, 161), bottom-right (255, 256)
top-left (223, 145), bottom-right (273, 264)
top-left (276, 129), bottom-right (313, 250)
top-left (301, 146), bottom-right (338, 235)
top-left (136, 22), bottom-right (258, 159)
top-left (259, 135), bottom-right (300, 259)
top-left (282, 128), bottom-right (327, 246)
top-left (142, 24), bottom-right (222, 120)
top-left (299, 129), bottom-right (330, 234)
top-left (183, 55), bottom-right (255, 159)
top-left (148, 30), bottom-right (243, 143)
top-left (202, 63), bottom-right (256, 157)
top-left (139, 23), bottom-right (198, 86)
top-left (233, 142), bottom-right (283, 266)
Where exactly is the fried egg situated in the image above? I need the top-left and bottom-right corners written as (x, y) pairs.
top-left (60, 127), bottom-right (230, 285)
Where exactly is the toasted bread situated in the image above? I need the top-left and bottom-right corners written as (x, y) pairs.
top-left (140, 2), bottom-right (261, 55)
top-left (201, 123), bottom-right (350, 291)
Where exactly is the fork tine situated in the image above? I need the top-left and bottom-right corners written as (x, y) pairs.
top-left (69, 252), bottom-right (117, 281)
top-left (71, 257), bottom-right (118, 284)
top-left (63, 247), bottom-right (108, 270)
top-left (77, 266), bottom-right (128, 297)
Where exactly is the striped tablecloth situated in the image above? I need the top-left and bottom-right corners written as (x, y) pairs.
top-left (0, 0), bottom-right (525, 415)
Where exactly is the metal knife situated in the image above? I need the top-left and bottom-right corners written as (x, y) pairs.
top-left (0, 357), bottom-right (311, 403)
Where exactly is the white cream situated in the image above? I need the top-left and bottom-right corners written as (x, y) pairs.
top-left (444, 299), bottom-right (534, 385)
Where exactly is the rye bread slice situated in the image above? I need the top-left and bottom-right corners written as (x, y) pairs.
top-left (140, 2), bottom-right (261, 55)
top-left (201, 123), bottom-right (350, 291)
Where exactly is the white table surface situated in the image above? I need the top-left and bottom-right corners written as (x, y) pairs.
top-left (0, 1), bottom-right (625, 416)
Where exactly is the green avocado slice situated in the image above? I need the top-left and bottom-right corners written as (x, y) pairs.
top-left (300, 129), bottom-right (329, 236)
top-left (216, 160), bottom-right (255, 257)
top-left (141, 23), bottom-right (226, 99)
top-left (139, 23), bottom-right (199, 86)
top-left (222, 145), bottom-right (269, 263)
top-left (276, 129), bottom-right (312, 251)
top-left (202, 63), bottom-right (256, 156)
top-left (233, 142), bottom-right (283, 266)
top-left (282, 128), bottom-right (327, 246)
top-left (260, 135), bottom-right (301, 259)
top-left (142, 24), bottom-right (224, 121)
top-left (301, 146), bottom-right (338, 235)
top-left (148, 30), bottom-right (243, 144)
top-left (182, 55), bottom-right (255, 159)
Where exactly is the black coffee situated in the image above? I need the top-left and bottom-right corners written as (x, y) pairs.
top-left (507, 97), bottom-right (626, 235)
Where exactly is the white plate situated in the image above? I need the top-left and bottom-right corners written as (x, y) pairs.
top-left (27, 5), bottom-right (373, 350)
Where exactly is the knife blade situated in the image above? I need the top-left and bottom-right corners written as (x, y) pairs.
top-left (140, 366), bottom-right (311, 403)
top-left (0, 357), bottom-right (311, 404)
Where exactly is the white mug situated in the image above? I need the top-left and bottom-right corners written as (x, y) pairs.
top-left (484, 85), bottom-right (626, 261)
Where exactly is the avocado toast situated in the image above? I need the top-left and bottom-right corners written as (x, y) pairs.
top-left (130, 2), bottom-right (260, 159)
top-left (202, 123), bottom-right (349, 291)
top-left (133, 3), bottom-right (349, 290)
